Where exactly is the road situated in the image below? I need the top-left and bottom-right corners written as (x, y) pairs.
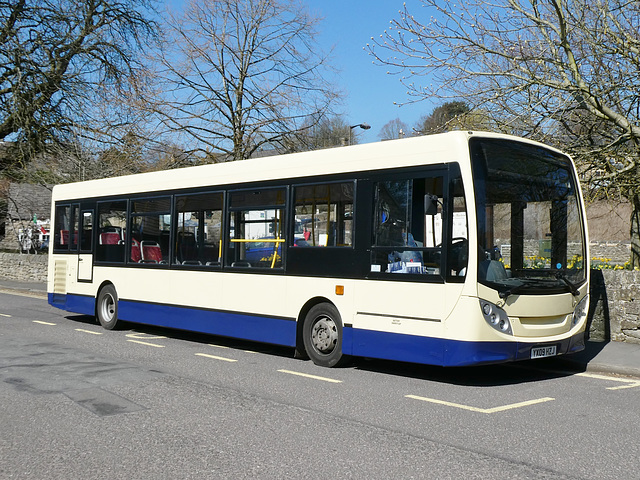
top-left (0, 291), bottom-right (638, 479)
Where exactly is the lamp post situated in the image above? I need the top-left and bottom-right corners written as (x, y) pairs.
top-left (348, 122), bottom-right (371, 145)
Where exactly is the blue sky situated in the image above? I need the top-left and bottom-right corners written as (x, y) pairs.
top-left (164, 0), bottom-right (434, 144)
top-left (308, 1), bottom-right (433, 143)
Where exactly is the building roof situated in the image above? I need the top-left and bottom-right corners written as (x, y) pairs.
top-left (6, 183), bottom-right (52, 221)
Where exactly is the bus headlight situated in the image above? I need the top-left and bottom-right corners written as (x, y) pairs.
top-left (480, 300), bottom-right (513, 335)
top-left (572, 295), bottom-right (589, 327)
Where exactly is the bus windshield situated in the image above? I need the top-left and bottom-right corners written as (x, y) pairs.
top-left (471, 138), bottom-right (586, 297)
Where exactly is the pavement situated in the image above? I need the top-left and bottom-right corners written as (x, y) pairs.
top-left (1, 278), bottom-right (639, 379)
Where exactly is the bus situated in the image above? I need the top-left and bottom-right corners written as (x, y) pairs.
top-left (47, 131), bottom-right (590, 367)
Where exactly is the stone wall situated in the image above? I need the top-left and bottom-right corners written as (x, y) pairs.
top-left (589, 269), bottom-right (640, 344)
top-left (0, 252), bottom-right (48, 283)
top-left (0, 251), bottom-right (637, 344)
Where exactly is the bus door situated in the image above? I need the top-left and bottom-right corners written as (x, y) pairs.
top-left (77, 209), bottom-right (94, 282)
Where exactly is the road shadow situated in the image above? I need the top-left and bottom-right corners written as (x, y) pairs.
top-left (63, 314), bottom-right (596, 387)
top-left (529, 340), bottom-right (609, 374)
top-left (65, 314), bottom-right (99, 326)
top-left (349, 355), bottom-right (580, 387)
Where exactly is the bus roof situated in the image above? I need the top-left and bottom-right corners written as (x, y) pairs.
top-left (51, 131), bottom-right (562, 201)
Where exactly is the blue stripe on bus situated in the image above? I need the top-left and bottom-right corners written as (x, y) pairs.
top-left (351, 327), bottom-right (585, 367)
top-left (49, 293), bottom-right (95, 316)
top-left (49, 293), bottom-right (297, 347)
top-left (118, 300), bottom-right (297, 347)
top-left (49, 293), bottom-right (585, 367)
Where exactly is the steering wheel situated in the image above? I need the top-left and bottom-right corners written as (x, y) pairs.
top-left (449, 237), bottom-right (469, 272)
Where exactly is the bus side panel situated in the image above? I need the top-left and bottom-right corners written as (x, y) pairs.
top-left (48, 293), bottom-right (95, 317)
top-left (351, 328), bottom-right (445, 365)
top-left (117, 300), bottom-right (297, 347)
top-left (351, 327), bottom-right (585, 366)
top-left (351, 327), bottom-right (518, 366)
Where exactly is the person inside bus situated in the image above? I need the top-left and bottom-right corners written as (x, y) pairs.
top-left (478, 245), bottom-right (508, 281)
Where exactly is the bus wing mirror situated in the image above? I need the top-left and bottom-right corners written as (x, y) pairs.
top-left (424, 194), bottom-right (439, 216)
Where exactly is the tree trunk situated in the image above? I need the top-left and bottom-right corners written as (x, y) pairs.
top-left (631, 193), bottom-right (640, 269)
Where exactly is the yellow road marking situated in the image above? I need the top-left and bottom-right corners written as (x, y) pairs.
top-left (277, 369), bottom-right (343, 384)
top-left (195, 353), bottom-right (238, 363)
top-left (75, 328), bottom-right (103, 335)
top-left (606, 382), bottom-right (640, 391)
top-left (127, 339), bottom-right (165, 348)
top-left (405, 395), bottom-right (555, 413)
top-left (33, 320), bottom-right (56, 326)
top-left (577, 372), bottom-right (640, 390)
top-left (0, 313), bottom-right (11, 317)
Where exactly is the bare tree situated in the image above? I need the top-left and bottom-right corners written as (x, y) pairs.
top-left (368, 0), bottom-right (640, 266)
top-left (149, 0), bottom-right (341, 161)
top-left (0, 0), bottom-right (159, 173)
top-left (378, 118), bottom-right (409, 140)
top-left (293, 115), bottom-right (359, 150)
top-left (415, 101), bottom-right (493, 135)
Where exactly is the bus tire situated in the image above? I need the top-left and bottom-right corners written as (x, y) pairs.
top-left (96, 284), bottom-right (119, 330)
top-left (302, 303), bottom-right (347, 368)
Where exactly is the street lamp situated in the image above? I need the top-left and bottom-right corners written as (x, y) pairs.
top-left (348, 122), bottom-right (371, 145)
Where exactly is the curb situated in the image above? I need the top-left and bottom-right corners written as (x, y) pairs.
top-left (0, 286), bottom-right (47, 299)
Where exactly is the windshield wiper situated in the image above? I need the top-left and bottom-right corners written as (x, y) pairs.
top-left (555, 272), bottom-right (580, 296)
top-left (498, 282), bottom-right (531, 301)
top-left (497, 278), bottom-right (559, 301)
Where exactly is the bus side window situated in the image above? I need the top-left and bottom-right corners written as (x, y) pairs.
top-left (174, 192), bottom-right (223, 267)
top-left (130, 197), bottom-right (171, 265)
top-left (96, 201), bottom-right (127, 263)
top-left (54, 205), bottom-right (71, 250)
top-left (293, 182), bottom-right (354, 247)
top-left (371, 176), bottom-right (444, 276)
top-left (448, 174), bottom-right (469, 278)
top-left (226, 188), bottom-right (285, 269)
top-left (80, 211), bottom-right (94, 252)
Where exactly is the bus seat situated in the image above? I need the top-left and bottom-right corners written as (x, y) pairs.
top-left (177, 231), bottom-right (198, 263)
top-left (130, 239), bottom-right (142, 263)
top-left (100, 232), bottom-right (121, 245)
top-left (231, 261), bottom-right (251, 267)
top-left (181, 260), bottom-right (202, 265)
top-left (141, 240), bottom-right (163, 263)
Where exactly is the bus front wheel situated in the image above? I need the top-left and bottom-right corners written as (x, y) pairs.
top-left (303, 303), bottom-right (347, 368)
top-left (96, 284), bottom-right (119, 330)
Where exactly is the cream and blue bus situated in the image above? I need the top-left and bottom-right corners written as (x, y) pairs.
top-left (48, 131), bottom-right (589, 367)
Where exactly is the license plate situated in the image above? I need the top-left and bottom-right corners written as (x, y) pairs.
top-left (531, 345), bottom-right (557, 359)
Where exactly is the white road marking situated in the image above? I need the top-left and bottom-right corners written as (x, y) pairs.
top-left (405, 395), bottom-right (555, 413)
top-left (195, 353), bottom-right (238, 363)
top-left (577, 372), bottom-right (640, 390)
top-left (32, 320), bottom-right (56, 326)
top-left (126, 332), bottom-right (167, 340)
top-left (127, 339), bottom-right (165, 348)
top-left (75, 328), bottom-right (103, 335)
top-left (277, 369), bottom-right (343, 384)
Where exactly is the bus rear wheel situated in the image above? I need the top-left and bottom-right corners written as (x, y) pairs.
top-left (303, 303), bottom-right (347, 368)
top-left (96, 284), bottom-right (119, 330)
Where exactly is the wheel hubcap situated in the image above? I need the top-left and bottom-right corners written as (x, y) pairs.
top-left (101, 294), bottom-right (115, 321)
top-left (311, 316), bottom-right (338, 354)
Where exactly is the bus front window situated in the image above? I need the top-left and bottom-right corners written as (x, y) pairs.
top-left (471, 138), bottom-right (586, 296)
